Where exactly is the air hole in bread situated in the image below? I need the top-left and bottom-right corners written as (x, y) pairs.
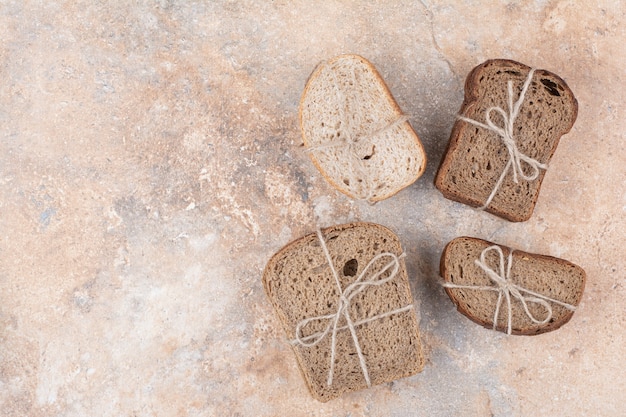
top-left (343, 259), bottom-right (358, 277)
top-left (363, 145), bottom-right (375, 160)
top-left (343, 178), bottom-right (350, 186)
top-left (541, 78), bottom-right (561, 96)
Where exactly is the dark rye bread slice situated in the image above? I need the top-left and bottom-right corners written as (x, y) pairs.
top-left (435, 59), bottom-right (578, 221)
top-left (441, 237), bottom-right (586, 335)
top-left (263, 222), bottom-right (424, 402)
top-left (300, 54), bottom-right (427, 202)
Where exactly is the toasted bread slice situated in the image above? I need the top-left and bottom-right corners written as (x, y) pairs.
top-left (435, 59), bottom-right (578, 221)
top-left (300, 54), bottom-right (426, 202)
top-left (441, 236), bottom-right (585, 335)
top-left (263, 222), bottom-right (424, 401)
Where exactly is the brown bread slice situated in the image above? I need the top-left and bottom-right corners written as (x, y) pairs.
top-left (299, 54), bottom-right (427, 203)
top-left (441, 236), bottom-right (586, 335)
top-left (263, 222), bottom-right (424, 402)
top-left (435, 59), bottom-right (578, 221)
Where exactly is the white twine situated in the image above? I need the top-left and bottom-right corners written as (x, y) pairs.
top-left (291, 228), bottom-right (414, 387)
top-left (443, 245), bottom-right (577, 335)
top-left (458, 68), bottom-right (548, 210)
top-left (305, 61), bottom-right (410, 203)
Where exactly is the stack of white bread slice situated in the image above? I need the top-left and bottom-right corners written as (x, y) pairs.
top-left (300, 54), bottom-right (427, 203)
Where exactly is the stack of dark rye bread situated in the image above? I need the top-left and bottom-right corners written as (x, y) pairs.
top-left (262, 55), bottom-right (586, 402)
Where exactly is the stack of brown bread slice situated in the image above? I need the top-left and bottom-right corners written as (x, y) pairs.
top-left (263, 223), bottom-right (424, 402)
top-left (435, 59), bottom-right (578, 221)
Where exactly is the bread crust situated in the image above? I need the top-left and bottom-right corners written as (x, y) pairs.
top-left (435, 59), bottom-right (578, 221)
top-left (440, 236), bottom-right (586, 335)
top-left (299, 54), bottom-right (427, 202)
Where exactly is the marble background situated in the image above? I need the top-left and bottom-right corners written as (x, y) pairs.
top-left (1, 1), bottom-right (624, 416)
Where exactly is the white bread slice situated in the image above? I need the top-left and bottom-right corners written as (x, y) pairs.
top-left (299, 54), bottom-right (426, 202)
top-left (263, 222), bottom-right (424, 401)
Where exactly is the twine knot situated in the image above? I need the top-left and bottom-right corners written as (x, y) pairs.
top-left (292, 228), bottom-right (413, 387)
top-left (458, 68), bottom-right (548, 210)
top-left (443, 245), bottom-right (577, 335)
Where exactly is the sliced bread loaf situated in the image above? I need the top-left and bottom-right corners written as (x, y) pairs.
top-left (441, 236), bottom-right (586, 335)
top-left (299, 54), bottom-right (427, 203)
top-left (263, 222), bottom-right (424, 402)
top-left (435, 59), bottom-right (578, 221)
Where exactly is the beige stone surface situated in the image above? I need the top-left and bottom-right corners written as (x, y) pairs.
top-left (1, 1), bottom-right (624, 416)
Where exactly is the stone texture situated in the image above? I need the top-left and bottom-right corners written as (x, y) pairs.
top-left (0, 1), bottom-right (624, 416)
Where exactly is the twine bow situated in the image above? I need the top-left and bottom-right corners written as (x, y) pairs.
top-left (291, 229), bottom-right (413, 387)
top-left (443, 245), bottom-right (577, 335)
top-left (458, 68), bottom-right (548, 210)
